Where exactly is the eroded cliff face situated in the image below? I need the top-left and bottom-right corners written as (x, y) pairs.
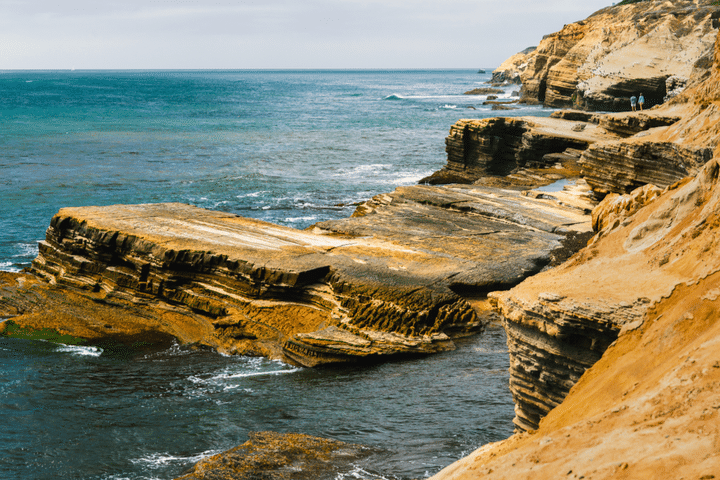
top-left (422, 116), bottom-right (619, 185)
top-left (430, 157), bottom-right (720, 480)
top-left (498, 0), bottom-right (719, 111)
top-left (430, 23), bottom-right (720, 480)
top-left (578, 25), bottom-right (720, 195)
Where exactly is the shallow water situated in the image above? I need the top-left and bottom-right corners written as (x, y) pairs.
top-left (0, 325), bottom-right (513, 479)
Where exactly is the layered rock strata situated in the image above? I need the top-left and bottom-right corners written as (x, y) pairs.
top-left (494, 153), bottom-right (720, 432)
top-left (3, 182), bottom-right (594, 366)
top-left (422, 117), bottom-right (619, 185)
top-left (426, 20), bottom-right (720, 480)
top-left (430, 156), bottom-right (720, 480)
top-left (579, 139), bottom-right (714, 195)
top-left (494, 0), bottom-right (719, 111)
top-left (550, 109), bottom-right (681, 137)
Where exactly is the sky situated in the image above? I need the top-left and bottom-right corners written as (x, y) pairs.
top-left (1, 0), bottom-right (613, 70)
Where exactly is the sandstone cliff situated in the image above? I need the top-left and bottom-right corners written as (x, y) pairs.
top-left (421, 116), bottom-right (619, 185)
top-left (429, 17), bottom-right (720, 480)
top-left (494, 0), bottom-right (719, 111)
top-left (430, 155), bottom-right (720, 480)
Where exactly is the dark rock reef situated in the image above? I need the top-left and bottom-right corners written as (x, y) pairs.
top-left (175, 432), bottom-right (373, 480)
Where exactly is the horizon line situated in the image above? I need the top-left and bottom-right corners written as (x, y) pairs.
top-left (0, 67), bottom-right (498, 73)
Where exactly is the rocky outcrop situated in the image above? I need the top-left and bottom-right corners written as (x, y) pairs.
top-left (592, 111), bottom-right (680, 137)
top-left (550, 108), bottom-right (683, 138)
top-left (175, 432), bottom-right (372, 480)
top-left (421, 117), bottom-right (619, 185)
top-left (494, 148), bottom-right (719, 432)
top-left (464, 87), bottom-right (504, 95)
top-left (430, 156), bottom-right (720, 480)
top-left (491, 46), bottom-right (536, 85)
top-left (2, 181), bottom-right (595, 366)
top-left (504, 0), bottom-right (719, 111)
top-left (579, 139), bottom-right (714, 195)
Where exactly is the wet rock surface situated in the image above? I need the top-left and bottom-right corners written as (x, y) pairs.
top-left (174, 432), bottom-right (374, 480)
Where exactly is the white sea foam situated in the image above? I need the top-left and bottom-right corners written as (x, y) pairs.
top-left (440, 104), bottom-right (458, 109)
top-left (55, 344), bottom-right (103, 357)
top-left (0, 261), bottom-right (20, 272)
top-left (332, 164), bottom-right (392, 178)
top-left (188, 357), bottom-right (301, 390)
top-left (285, 215), bottom-right (319, 224)
top-left (189, 366), bottom-right (301, 385)
top-left (335, 465), bottom-right (392, 480)
top-left (131, 449), bottom-right (221, 469)
top-left (13, 242), bottom-right (39, 258)
top-left (375, 169), bottom-right (434, 186)
top-left (236, 190), bottom-right (268, 199)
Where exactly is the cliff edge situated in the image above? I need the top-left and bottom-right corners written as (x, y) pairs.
top-left (494, 0), bottom-right (719, 111)
top-left (430, 11), bottom-right (720, 480)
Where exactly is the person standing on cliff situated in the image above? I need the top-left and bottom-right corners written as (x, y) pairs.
top-left (630, 95), bottom-right (637, 111)
top-left (638, 93), bottom-right (645, 110)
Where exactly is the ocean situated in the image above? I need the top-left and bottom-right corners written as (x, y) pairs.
top-left (0, 69), bottom-right (553, 479)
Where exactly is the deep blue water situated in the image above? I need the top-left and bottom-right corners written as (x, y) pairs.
top-left (0, 70), bottom-right (554, 479)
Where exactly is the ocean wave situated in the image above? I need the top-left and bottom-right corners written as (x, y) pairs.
top-left (12, 242), bottom-right (39, 258)
top-left (440, 104), bottom-right (458, 109)
top-left (383, 94), bottom-right (404, 101)
top-left (376, 170), bottom-right (434, 186)
top-left (188, 357), bottom-right (301, 388)
top-left (332, 164), bottom-right (392, 178)
top-left (55, 344), bottom-right (103, 357)
top-left (0, 261), bottom-right (20, 273)
top-left (189, 366), bottom-right (301, 385)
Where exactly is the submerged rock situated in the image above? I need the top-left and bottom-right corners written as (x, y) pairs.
top-left (175, 432), bottom-right (373, 480)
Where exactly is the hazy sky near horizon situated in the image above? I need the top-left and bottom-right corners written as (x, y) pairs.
top-left (2, 0), bottom-right (613, 69)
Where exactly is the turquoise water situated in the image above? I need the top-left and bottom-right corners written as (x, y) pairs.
top-left (0, 70), bottom-right (553, 479)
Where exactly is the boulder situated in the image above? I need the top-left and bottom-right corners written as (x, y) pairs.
top-left (464, 87), bottom-right (504, 95)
